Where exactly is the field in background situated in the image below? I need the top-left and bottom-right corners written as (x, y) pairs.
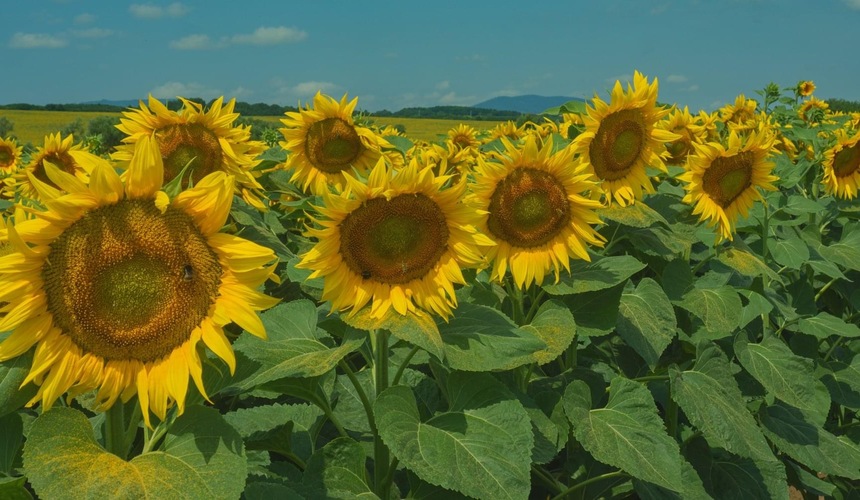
top-left (1, 110), bottom-right (507, 146)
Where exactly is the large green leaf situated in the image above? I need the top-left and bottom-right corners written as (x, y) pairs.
top-left (301, 437), bottom-right (375, 499)
top-left (796, 312), bottom-right (860, 339)
top-left (563, 377), bottom-right (685, 493)
top-left (0, 346), bottom-right (37, 417)
top-left (374, 385), bottom-right (532, 500)
top-left (0, 412), bottom-right (23, 475)
top-left (669, 342), bottom-right (773, 462)
top-left (23, 406), bottom-right (247, 499)
top-left (542, 255), bottom-right (645, 295)
top-left (232, 300), bottom-right (365, 389)
top-left (759, 402), bottom-right (860, 480)
top-left (735, 336), bottom-right (831, 426)
top-left (343, 304), bottom-right (444, 359)
top-left (677, 286), bottom-right (741, 338)
top-left (439, 303), bottom-right (547, 371)
top-left (616, 278), bottom-right (676, 370)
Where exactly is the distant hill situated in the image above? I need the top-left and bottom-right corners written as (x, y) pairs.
top-left (473, 95), bottom-right (585, 114)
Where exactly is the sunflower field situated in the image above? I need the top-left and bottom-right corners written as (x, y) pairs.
top-left (1, 73), bottom-right (859, 499)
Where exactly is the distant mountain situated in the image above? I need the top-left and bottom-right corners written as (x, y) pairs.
top-left (472, 95), bottom-right (585, 114)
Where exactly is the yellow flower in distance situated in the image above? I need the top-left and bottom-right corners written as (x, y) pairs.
top-left (5, 133), bottom-right (102, 201)
top-left (0, 135), bottom-right (279, 427)
top-left (822, 129), bottom-right (860, 199)
top-left (114, 95), bottom-right (268, 210)
top-left (679, 129), bottom-right (778, 242)
top-left (472, 135), bottom-right (605, 288)
top-left (280, 92), bottom-right (389, 195)
top-left (572, 71), bottom-right (679, 206)
top-left (297, 158), bottom-right (492, 320)
top-left (0, 137), bottom-right (23, 176)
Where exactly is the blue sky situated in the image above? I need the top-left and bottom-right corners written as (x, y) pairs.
top-left (2, 0), bottom-right (859, 113)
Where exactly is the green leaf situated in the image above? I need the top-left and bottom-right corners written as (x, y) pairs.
top-left (669, 343), bottom-right (774, 462)
top-left (759, 402), bottom-right (860, 480)
top-left (677, 286), bottom-right (741, 338)
top-left (0, 412), bottom-right (23, 474)
top-left (301, 437), bottom-right (374, 498)
top-left (0, 347), bottom-right (37, 417)
top-left (735, 336), bottom-right (831, 426)
top-left (439, 303), bottom-right (547, 371)
top-left (769, 236), bottom-right (810, 270)
top-left (375, 385), bottom-right (533, 500)
top-left (717, 247), bottom-right (782, 283)
top-left (542, 255), bottom-right (645, 295)
top-left (0, 477), bottom-right (32, 500)
top-left (563, 377), bottom-right (685, 493)
top-left (598, 202), bottom-right (669, 228)
top-left (819, 358), bottom-right (860, 409)
top-left (232, 300), bottom-right (365, 389)
top-left (520, 300), bottom-right (577, 365)
top-left (616, 278), bottom-right (676, 370)
top-left (342, 305), bottom-right (444, 359)
top-left (796, 312), bottom-right (860, 339)
top-left (23, 406), bottom-right (247, 499)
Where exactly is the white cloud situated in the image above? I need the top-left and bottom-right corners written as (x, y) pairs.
top-left (170, 34), bottom-right (217, 50)
top-left (130, 2), bottom-right (188, 19)
top-left (842, 0), bottom-right (860, 9)
top-left (231, 26), bottom-right (307, 45)
top-left (666, 74), bottom-right (688, 83)
top-left (72, 28), bottom-right (113, 38)
top-left (9, 33), bottom-right (67, 48)
top-left (149, 81), bottom-right (221, 99)
top-left (74, 13), bottom-right (95, 24)
top-left (435, 81), bottom-right (450, 91)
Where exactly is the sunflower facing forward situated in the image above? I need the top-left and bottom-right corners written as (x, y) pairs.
top-left (0, 135), bottom-right (279, 426)
top-left (471, 135), bottom-right (605, 288)
top-left (297, 158), bottom-right (492, 320)
top-left (822, 129), bottom-right (860, 199)
top-left (280, 92), bottom-right (389, 196)
top-left (571, 71), bottom-right (678, 206)
top-left (4, 133), bottom-right (103, 201)
top-left (114, 95), bottom-right (268, 210)
top-left (679, 129), bottom-right (778, 242)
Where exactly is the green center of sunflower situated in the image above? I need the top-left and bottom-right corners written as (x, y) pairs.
top-left (701, 152), bottom-right (754, 208)
top-left (305, 118), bottom-right (364, 173)
top-left (833, 143), bottom-right (860, 178)
top-left (32, 152), bottom-right (78, 189)
top-left (338, 194), bottom-right (449, 284)
top-left (589, 109), bottom-right (646, 181)
top-left (157, 123), bottom-right (224, 187)
top-left (0, 146), bottom-right (12, 168)
top-left (42, 200), bottom-right (222, 362)
top-left (487, 167), bottom-right (570, 248)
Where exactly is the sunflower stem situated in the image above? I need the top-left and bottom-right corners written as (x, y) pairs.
top-left (104, 403), bottom-right (127, 459)
top-left (371, 329), bottom-right (392, 497)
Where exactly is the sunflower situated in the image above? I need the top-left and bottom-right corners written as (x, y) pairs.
top-left (571, 71), bottom-right (678, 206)
top-left (471, 135), bottom-right (605, 288)
top-left (679, 129), bottom-right (778, 242)
top-left (447, 124), bottom-right (481, 151)
top-left (797, 80), bottom-right (816, 97)
top-left (822, 129), bottom-right (860, 199)
top-left (4, 133), bottom-right (103, 201)
top-left (279, 92), bottom-right (389, 196)
top-left (0, 135), bottom-right (279, 427)
top-left (297, 157), bottom-right (492, 320)
top-left (658, 106), bottom-right (706, 166)
top-left (114, 95), bottom-right (268, 210)
top-left (0, 137), bottom-right (23, 176)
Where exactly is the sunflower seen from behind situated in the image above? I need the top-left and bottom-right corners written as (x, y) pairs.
top-left (571, 71), bottom-right (678, 206)
top-left (297, 157), bottom-right (492, 320)
top-left (280, 92), bottom-right (389, 196)
top-left (679, 128), bottom-right (778, 242)
top-left (822, 129), bottom-right (860, 199)
top-left (0, 135), bottom-right (279, 427)
top-left (471, 135), bottom-right (605, 289)
top-left (114, 95), bottom-right (268, 210)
